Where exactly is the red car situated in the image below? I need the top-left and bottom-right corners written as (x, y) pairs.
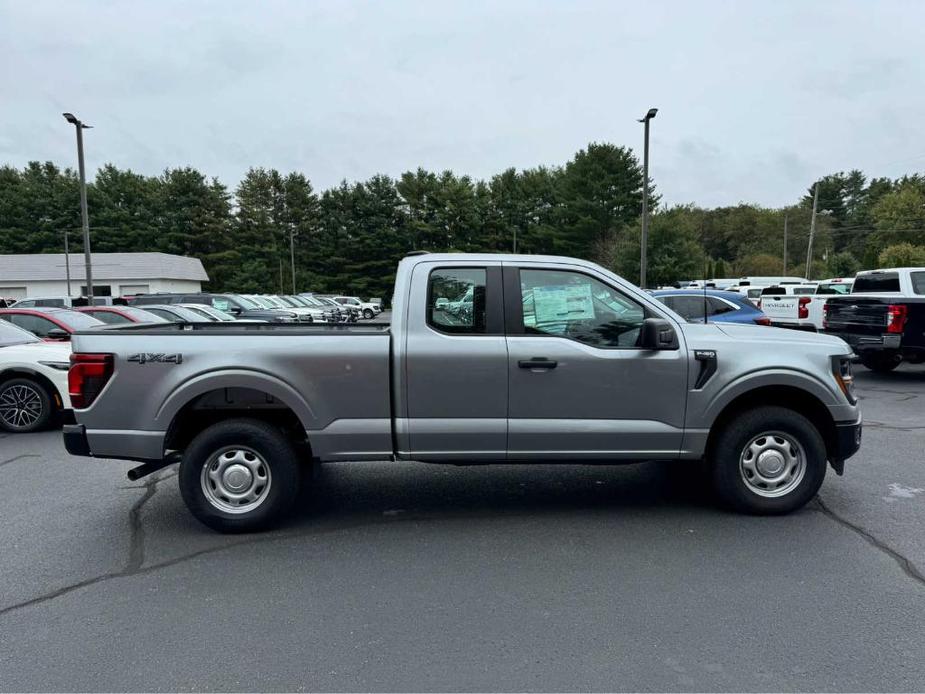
top-left (0, 307), bottom-right (105, 341)
top-left (75, 305), bottom-right (168, 325)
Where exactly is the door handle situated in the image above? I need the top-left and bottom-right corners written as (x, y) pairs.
top-left (518, 358), bottom-right (558, 370)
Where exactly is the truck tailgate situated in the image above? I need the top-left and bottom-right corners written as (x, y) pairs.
top-left (760, 296), bottom-right (799, 321)
top-left (825, 298), bottom-right (888, 335)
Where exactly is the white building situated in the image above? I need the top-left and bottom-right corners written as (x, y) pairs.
top-left (0, 252), bottom-right (208, 300)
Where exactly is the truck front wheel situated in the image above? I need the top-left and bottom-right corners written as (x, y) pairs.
top-left (179, 418), bottom-right (302, 533)
top-left (710, 406), bottom-right (826, 515)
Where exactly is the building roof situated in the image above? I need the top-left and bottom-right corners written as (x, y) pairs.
top-left (0, 252), bottom-right (209, 282)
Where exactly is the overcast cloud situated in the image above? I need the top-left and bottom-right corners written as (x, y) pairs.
top-left (2, 0), bottom-right (924, 208)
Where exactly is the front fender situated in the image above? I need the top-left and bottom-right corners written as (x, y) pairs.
top-left (693, 367), bottom-right (847, 429)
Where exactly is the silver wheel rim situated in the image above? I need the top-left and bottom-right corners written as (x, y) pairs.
top-left (200, 446), bottom-right (272, 514)
top-left (0, 383), bottom-right (44, 430)
top-left (739, 431), bottom-right (806, 498)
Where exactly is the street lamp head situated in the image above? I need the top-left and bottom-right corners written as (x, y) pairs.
top-left (646, 107), bottom-right (658, 120)
top-left (62, 112), bottom-right (92, 128)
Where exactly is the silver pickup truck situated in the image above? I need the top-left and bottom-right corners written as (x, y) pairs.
top-left (64, 253), bottom-right (862, 532)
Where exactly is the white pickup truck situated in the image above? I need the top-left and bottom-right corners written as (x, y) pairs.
top-left (758, 279), bottom-right (853, 332)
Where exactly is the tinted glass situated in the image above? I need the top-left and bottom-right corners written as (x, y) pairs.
top-left (144, 308), bottom-right (176, 321)
top-left (122, 307), bottom-right (168, 322)
top-left (88, 311), bottom-right (131, 325)
top-left (0, 321), bottom-right (40, 346)
top-left (708, 297), bottom-right (737, 315)
top-left (660, 295), bottom-right (704, 321)
top-left (520, 269), bottom-right (645, 348)
top-left (853, 273), bottom-right (901, 293)
top-left (427, 268), bottom-right (486, 333)
top-left (48, 310), bottom-right (105, 330)
top-left (911, 272), bottom-right (925, 295)
top-left (816, 283), bottom-right (851, 295)
top-left (8, 314), bottom-right (58, 337)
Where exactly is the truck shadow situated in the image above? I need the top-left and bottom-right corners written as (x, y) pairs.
top-left (288, 459), bottom-right (717, 529)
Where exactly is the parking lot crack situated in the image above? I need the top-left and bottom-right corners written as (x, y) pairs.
top-left (814, 495), bottom-right (925, 589)
top-left (0, 469), bottom-right (175, 619)
top-left (0, 454), bottom-right (39, 469)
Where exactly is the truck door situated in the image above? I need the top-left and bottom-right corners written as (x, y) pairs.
top-left (504, 263), bottom-right (688, 460)
top-left (398, 261), bottom-right (508, 461)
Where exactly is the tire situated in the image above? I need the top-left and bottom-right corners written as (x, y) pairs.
top-left (710, 406), bottom-right (826, 515)
top-left (363, 309), bottom-right (374, 320)
top-left (179, 418), bottom-right (302, 533)
top-left (860, 352), bottom-right (901, 372)
top-left (0, 377), bottom-right (54, 433)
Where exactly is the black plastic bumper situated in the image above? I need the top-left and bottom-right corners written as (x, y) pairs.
top-left (63, 424), bottom-right (92, 457)
top-left (832, 420), bottom-right (862, 470)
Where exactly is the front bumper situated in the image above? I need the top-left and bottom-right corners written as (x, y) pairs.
top-left (63, 424), bottom-right (91, 457)
top-left (830, 419), bottom-right (862, 474)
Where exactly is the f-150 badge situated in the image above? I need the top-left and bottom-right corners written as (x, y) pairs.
top-left (127, 353), bottom-right (183, 364)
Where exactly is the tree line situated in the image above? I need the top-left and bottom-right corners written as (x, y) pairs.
top-left (1, 143), bottom-right (924, 299)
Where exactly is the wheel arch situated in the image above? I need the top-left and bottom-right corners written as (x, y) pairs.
top-left (0, 368), bottom-right (64, 410)
top-left (159, 371), bottom-right (317, 456)
top-left (705, 384), bottom-right (838, 463)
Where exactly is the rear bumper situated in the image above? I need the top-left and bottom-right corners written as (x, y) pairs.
top-left (825, 330), bottom-right (900, 352)
top-left (63, 424), bottom-right (92, 457)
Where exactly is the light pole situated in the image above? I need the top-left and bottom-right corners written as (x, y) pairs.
top-left (638, 107), bottom-right (657, 288)
top-left (64, 228), bottom-right (72, 297)
top-left (63, 112), bottom-right (93, 301)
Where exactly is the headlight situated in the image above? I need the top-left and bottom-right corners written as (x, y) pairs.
top-left (833, 355), bottom-right (857, 404)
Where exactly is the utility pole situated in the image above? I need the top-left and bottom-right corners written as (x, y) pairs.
top-left (783, 213), bottom-right (789, 275)
top-left (638, 107), bottom-right (658, 288)
top-left (64, 228), bottom-right (72, 297)
top-left (278, 256), bottom-right (284, 294)
top-left (63, 113), bottom-right (93, 300)
top-left (805, 185), bottom-right (819, 280)
top-left (289, 227), bottom-right (297, 293)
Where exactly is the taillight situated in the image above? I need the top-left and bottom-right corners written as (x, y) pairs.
top-left (68, 353), bottom-right (114, 409)
top-left (822, 302), bottom-right (829, 330)
top-left (798, 296), bottom-right (811, 319)
top-left (756, 299), bottom-right (762, 309)
top-left (754, 316), bottom-right (771, 326)
top-left (886, 304), bottom-right (907, 334)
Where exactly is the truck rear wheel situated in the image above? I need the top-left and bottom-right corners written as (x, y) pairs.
top-left (710, 406), bottom-right (826, 515)
top-left (179, 418), bottom-right (302, 533)
top-left (363, 308), bottom-right (374, 319)
top-left (860, 352), bottom-right (901, 372)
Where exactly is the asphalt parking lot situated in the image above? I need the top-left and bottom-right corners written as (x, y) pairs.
top-left (0, 365), bottom-right (923, 692)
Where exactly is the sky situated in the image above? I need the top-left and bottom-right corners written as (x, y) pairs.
top-left (2, 0), bottom-right (924, 208)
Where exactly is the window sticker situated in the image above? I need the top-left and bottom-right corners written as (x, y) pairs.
top-left (532, 283), bottom-right (595, 323)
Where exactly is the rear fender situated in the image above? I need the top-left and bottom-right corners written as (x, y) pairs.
top-left (155, 369), bottom-right (317, 432)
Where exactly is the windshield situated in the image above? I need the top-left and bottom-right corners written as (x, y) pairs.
top-left (229, 294), bottom-right (259, 310)
top-left (122, 307), bottom-right (168, 323)
top-left (0, 321), bottom-right (40, 347)
top-left (816, 283), bottom-right (852, 295)
top-left (49, 310), bottom-right (105, 329)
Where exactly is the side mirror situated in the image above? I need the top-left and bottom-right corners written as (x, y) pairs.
top-left (227, 306), bottom-right (242, 316)
top-left (435, 297), bottom-right (449, 309)
top-left (640, 318), bottom-right (679, 350)
top-left (46, 328), bottom-right (70, 341)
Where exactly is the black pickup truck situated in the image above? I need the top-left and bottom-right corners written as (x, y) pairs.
top-left (823, 268), bottom-right (925, 371)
